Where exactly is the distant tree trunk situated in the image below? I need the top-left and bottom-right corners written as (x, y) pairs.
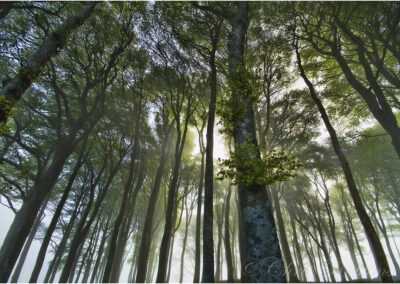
top-left (322, 193), bottom-right (348, 281)
top-left (166, 234), bottom-right (175, 283)
top-left (110, 162), bottom-right (146, 283)
top-left (316, 245), bottom-right (328, 282)
top-left (44, 193), bottom-right (84, 283)
top-left (102, 153), bottom-right (138, 282)
top-left (224, 185), bottom-right (234, 283)
top-left (289, 215), bottom-right (306, 282)
top-left (229, 3), bottom-right (284, 282)
top-left (81, 223), bottom-right (101, 283)
top-left (135, 127), bottom-right (172, 282)
top-left (214, 204), bottom-right (223, 282)
top-left (180, 196), bottom-right (194, 283)
top-left (341, 212), bottom-right (362, 279)
top-left (29, 146), bottom-right (86, 283)
top-left (10, 196), bottom-right (49, 283)
top-left (156, 94), bottom-right (192, 283)
top-left (295, 40), bottom-right (393, 282)
top-left (300, 227), bottom-right (319, 282)
top-left (271, 185), bottom-right (299, 282)
top-left (60, 161), bottom-right (119, 283)
top-left (0, 2), bottom-right (98, 125)
top-left (89, 216), bottom-right (111, 283)
top-left (78, 216), bottom-right (101, 282)
top-left (68, 241), bottom-right (84, 283)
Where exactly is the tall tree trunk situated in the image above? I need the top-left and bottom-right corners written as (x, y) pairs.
top-left (10, 196), bottom-right (49, 283)
top-left (224, 185), bottom-right (234, 282)
top-left (271, 185), bottom-right (299, 282)
top-left (110, 162), bottom-right (146, 283)
top-left (0, 2), bottom-right (97, 125)
top-left (194, 150), bottom-right (205, 283)
top-left (29, 147), bottom-right (85, 282)
top-left (135, 129), bottom-right (172, 283)
top-left (229, 3), bottom-right (284, 282)
top-left (290, 215), bottom-right (306, 282)
top-left (300, 227), bottom-right (319, 282)
top-left (295, 40), bottom-right (393, 282)
top-left (201, 21), bottom-right (220, 283)
top-left (156, 98), bottom-right (192, 282)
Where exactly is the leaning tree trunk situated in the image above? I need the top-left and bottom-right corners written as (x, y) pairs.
top-left (0, 127), bottom-right (86, 283)
top-left (295, 40), bottom-right (393, 282)
top-left (29, 146), bottom-right (85, 282)
top-left (228, 3), bottom-right (285, 282)
top-left (10, 195), bottom-right (50, 283)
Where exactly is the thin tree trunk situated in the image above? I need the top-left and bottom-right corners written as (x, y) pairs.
top-left (201, 21), bottom-right (220, 283)
top-left (194, 150), bottom-right (205, 283)
top-left (156, 97), bottom-right (192, 283)
top-left (290, 215), bottom-right (306, 282)
top-left (271, 185), bottom-right (299, 282)
top-left (29, 147), bottom-right (85, 282)
top-left (224, 185), bottom-right (234, 283)
top-left (45, 194), bottom-right (83, 283)
top-left (295, 40), bottom-right (393, 282)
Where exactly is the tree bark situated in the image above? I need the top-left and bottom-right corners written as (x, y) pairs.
top-left (295, 40), bottom-right (393, 282)
top-left (229, 3), bottom-right (285, 282)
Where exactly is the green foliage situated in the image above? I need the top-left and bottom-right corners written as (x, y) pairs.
top-left (217, 65), bottom-right (260, 136)
top-left (217, 135), bottom-right (301, 186)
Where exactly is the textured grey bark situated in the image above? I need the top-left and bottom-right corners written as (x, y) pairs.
top-left (295, 40), bottom-right (393, 282)
top-left (228, 2), bottom-right (285, 282)
top-left (10, 196), bottom-right (49, 283)
top-left (0, 2), bottom-right (98, 125)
